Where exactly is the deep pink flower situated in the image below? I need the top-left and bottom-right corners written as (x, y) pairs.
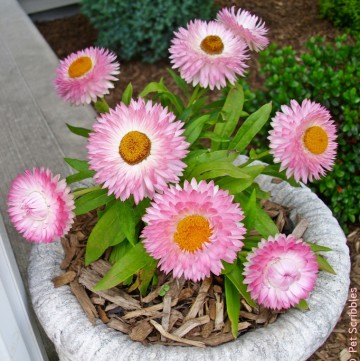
top-left (54, 47), bottom-right (120, 105)
top-left (87, 98), bottom-right (189, 204)
top-left (268, 99), bottom-right (337, 183)
top-left (7, 168), bottom-right (75, 243)
top-left (142, 179), bottom-right (246, 282)
top-left (243, 234), bottom-right (319, 310)
top-left (169, 20), bottom-right (248, 90)
top-left (217, 7), bottom-right (269, 52)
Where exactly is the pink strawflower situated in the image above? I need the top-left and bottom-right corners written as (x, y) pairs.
top-left (7, 168), bottom-right (75, 244)
top-left (217, 7), bottom-right (269, 52)
top-left (54, 47), bottom-right (120, 105)
top-left (142, 179), bottom-right (246, 282)
top-left (169, 20), bottom-right (248, 90)
top-left (268, 99), bottom-right (337, 184)
top-left (243, 234), bottom-right (319, 310)
top-left (87, 99), bottom-right (189, 204)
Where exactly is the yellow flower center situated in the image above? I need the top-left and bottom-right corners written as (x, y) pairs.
top-left (68, 56), bottom-right (93, 78)
top-left (200, 35), bottom-right (224, 55)
top-left (174, 215), bottom-right (212, 253)
top-left (119, 131), bottom-right (151, 165)
top-left (303, 126), bottom-right (329, 155)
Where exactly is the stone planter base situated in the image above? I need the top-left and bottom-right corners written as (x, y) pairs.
top-left (28, 174), bottom-right (350, 361)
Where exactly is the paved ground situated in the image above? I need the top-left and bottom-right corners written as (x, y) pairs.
top-left (0, 0), bottom-right (94, 359)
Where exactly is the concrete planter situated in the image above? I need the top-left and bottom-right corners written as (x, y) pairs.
top-left (28, 173), bottom-right (350, 361)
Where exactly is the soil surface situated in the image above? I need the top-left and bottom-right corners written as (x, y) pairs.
top-left (35, 1), bottom-right (359, 360)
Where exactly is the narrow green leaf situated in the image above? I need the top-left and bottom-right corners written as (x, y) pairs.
top-left (183, 115), bottom-right (210, 145)
top-left (66, 123), bottom-right (92, 138)
top-left (242, 189), bottom-right (257, 231)
top-left (212, 83), bottom-right (244, 151)
top-left (116, 200), bottom-right (137, 245)
top-left (316, 255), bottom-right (336, 274)
top-left (307, 242), bottom-right (332, 253)
top-left (85, 202), bottom-right (126, 265)
top-left (122, 83), bottom-right (133, 105)
top-left (216, 177), bottom-right (253, 194)
top-left (167, 68), bottom-right (189, 97)
top-left (295, 299), bottom-right (309, 310)
top-left (109, 241), bottom-right (132, 264)
top-left (189, 161), bottom-right (250, 180)
top-left (224, 276), bottom-right (241, 338)
top-left (222, 262), bottom-right (256, 308)
top-left (94, 242), bottom-right (153, 291)
top-left (94, 98), bottom-right (109, 113)
top-left (75, 189), bottom-right (114, 215)
top-left (229, 103), bottom-right (272, 153)
top-left (64, 158), bottom-right (90, 172)
top-left (66, 170), bottom-right (95, 184)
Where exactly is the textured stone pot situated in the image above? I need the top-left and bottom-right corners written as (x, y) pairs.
top-left (28, 173), bottom-right (350, 361)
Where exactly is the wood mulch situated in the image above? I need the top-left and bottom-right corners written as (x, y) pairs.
top-left (52, 198), bottom-right (301, 347)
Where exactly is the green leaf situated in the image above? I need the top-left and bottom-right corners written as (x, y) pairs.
top-left (66, 123), bottom-right (92, 138)
top-left (229, 103), bottom-right (272, 153)
top-left (85, 202), bottom-right (126, 265)
top-left (183, 115), bottom-right (210, 145)
top-left (94, 98), bottom-right (110, 113)
top-left (66, 171), bottom-right (95, 184)
top-left (138, 259), bottom-right (158, 296)
top-left (242, 189), bottom-right (257, 231)
top-left (167, 68), bottom-right (189, 97)
top-left (116, 200), bottom-right (138, 245)
top-left (122, 83), bottom-right (133, 105)
top-left (94, 242), bottom-right (153, 291)
top-left (189, 161), bottom-right (251, 180)
top-left (212, 83), bottom-right (244, 151)
top-left (75, 189), bottom-right (114, 215)
top-left (295, 299), bottom-right (309, 310)
top-left (216, 177), bottom-right (253, 194)
top-left (109, 241), bottom-right (132, 264)
top-left (224, 276), bottom-right (241, 338)
top-left (316, 255), bottom-right (336, 275)
top-left (307, 242), bottom-right (332, 253)
top-left (222, 262), bottom-right (256, 307)
top-left (262, 164), bottom-right (300, 187)
top-left (64, 158), bottom-right (91, 172)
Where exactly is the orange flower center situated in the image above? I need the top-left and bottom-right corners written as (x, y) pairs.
top-left (119, 131), bottom-right (151, 165)
top-left (303, 126), bottom-right (328, 155)
top-left (68, 56), bottom-right (93, 78)
top-left (174, 215), bottom-right (212, 253)
top-left (200, 35), bottom-right (224, 55)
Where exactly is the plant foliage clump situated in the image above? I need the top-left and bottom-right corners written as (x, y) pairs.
top-left (80, 0), bottom-right (215, 63)
top-left (244, 35), bottom-right (360, 227)
top-left (319, 0), bottom-right (360, 35)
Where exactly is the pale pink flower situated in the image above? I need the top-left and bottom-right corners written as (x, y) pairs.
top-left (243, 234), bottom-right (318, 310)
top-left (87, 99), bottom-right (189, 204)
top-left (142, 179), bottom-right (246, 282)
top-left (54, 47), bottom-right (120, 105)
top-left (268, 99), bottom-right (337, 184)
top-left (169, 20), bottom-right (248, 90)
top-left (217, 7), bottom-right (269, 52)
top-left (7, 168), bottom-right (75, 243)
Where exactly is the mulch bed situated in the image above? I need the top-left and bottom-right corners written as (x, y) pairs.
top-left (52, 198), bottom-right (300, 347)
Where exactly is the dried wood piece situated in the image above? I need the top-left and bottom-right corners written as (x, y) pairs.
top-left (97, 306), bottom-right (110, 324)
top-left (149, 320), bottom-right (205, 348)
top-left (129, 320), bottom-right (154, 342)
top-left (79, 268), bottom-right (140, 310)
top-left (271, 178), bottom-right (283, 184)
top-left (238, 321), bottom-right (252, 331)
top-left (173, 315), bottom-right (210, 337)
top-left (141, 285), bottom-right (164, 304)
top-left (123, 298), bottom-right (178, 320)
top-left (161, 295), bottom-right (172, 341)
top-left (184, 277), bottom-right (212, 321)
top-left (178, 288), bottom-right (194, 300)
top-left (223, 318), bottom-right (231, 333)
top-left (201, 320), bottom-right (214, 338)
top-left (52, 271), bottom-right (76, 288)
top-left (107, 317), bottom-right (131, 334)
top-left (209, 298), bottom-right (216, 320)
top-left (213, 285), bottom-right (222, 294)
top-left (240, 311), bottom-right (258, 321)
top-left (275, 210), bottom-right (286, 231)
top-left (60, 236), bottom-right (77, 270)
top-left (214, 293), bottom-right (224, 331)
top-left (189, 332), bottom-right (235, 346)
top-left (168, 310), bottom-right (184, 331)
top-left (256, 308), bottom-right (271, 324)
top-left (292, 218), bottom-right (309, 239)
top-left (70, 280), bottom-right (98, 324)
top-left (241, 299), bottom-right (252, 313)
top-left (90, 296), bottom-right (105, 306)
top-left (90, 259), bottom-right (112, 277)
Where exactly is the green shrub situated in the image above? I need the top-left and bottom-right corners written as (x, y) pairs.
top-left (319, 0), bottom-right (360, 35)
top-left (81, 0), bottom-right (214, 63)
top-left (243, 35), bottom-right (360, 228)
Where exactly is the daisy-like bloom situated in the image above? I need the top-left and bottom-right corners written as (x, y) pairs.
top-left (54, 47), bottom-right (120, 105)
top-left (169, 20), bottom-right (248, 90)
top-left (243, 234), bottom-right (318, 310)
top-left (217, 7), bottom-right (269, 52)
top-left (142, 179), bottom-right (246, 282)
top-left (87, 98), bottom-right (189, 204)
top-left (7, 168), bottom-right (75, 243)
top-left (268, 99), bottom-right (337, 184)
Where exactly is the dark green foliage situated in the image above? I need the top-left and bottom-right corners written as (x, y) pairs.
top-left (243, 35), bottom-right (360, 227)
top-left (80, 0), bottom-right (214, 63)
top-left (319, 0), bottom-right (360, 35)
